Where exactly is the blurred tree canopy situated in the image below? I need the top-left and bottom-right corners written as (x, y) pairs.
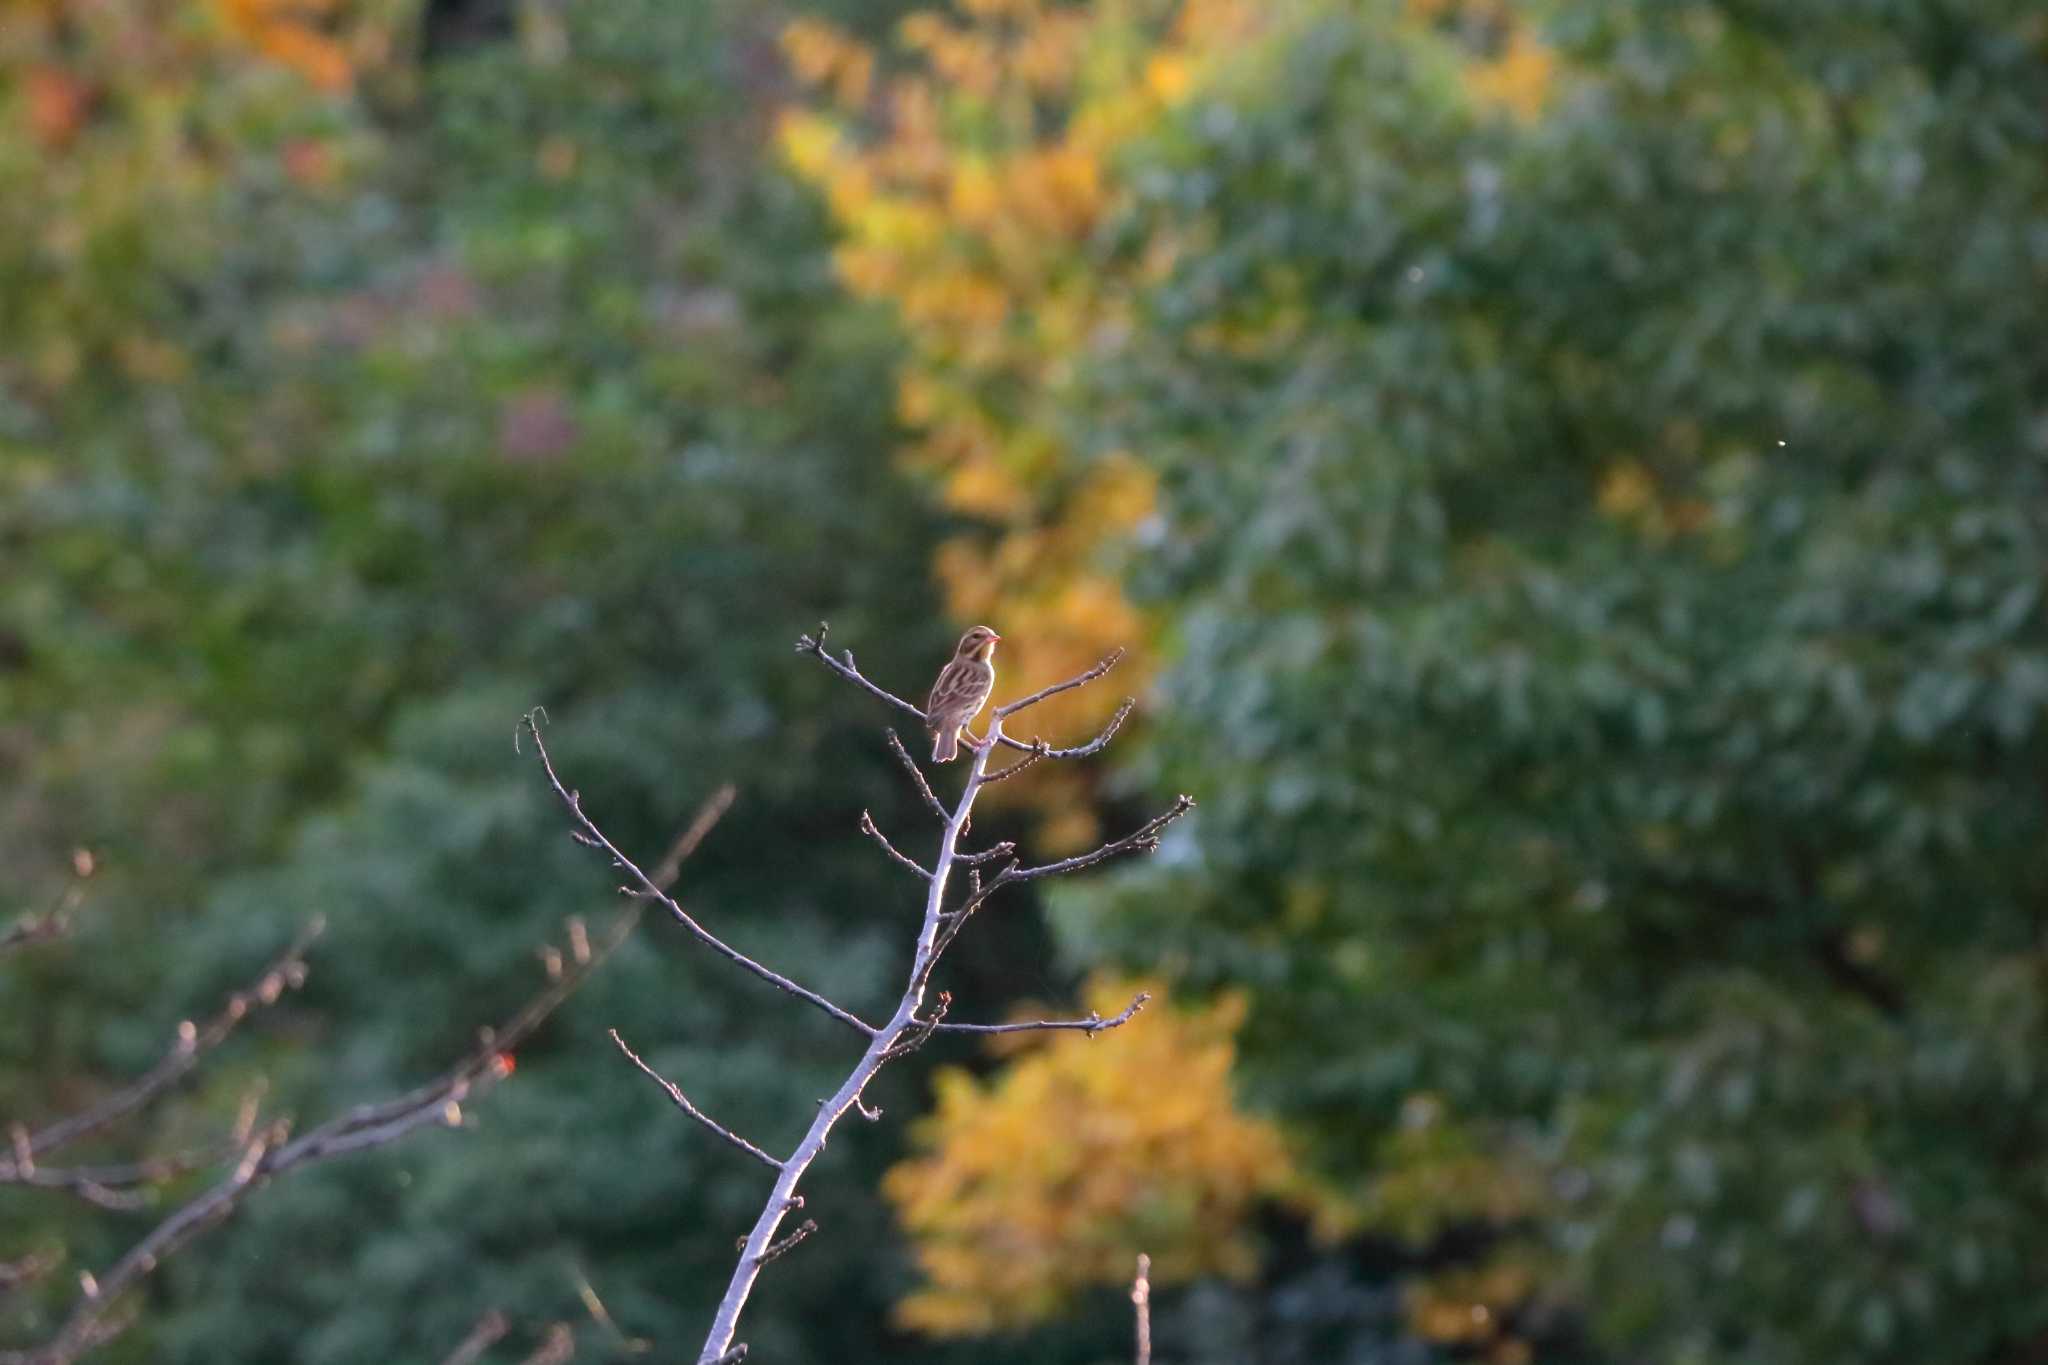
top-left (0, 0), bottom-right (1094, 1360)
top-left (790, 0), bottom-right (2048, 1361)
top-left (7, 0), bottom-right (2047, 1361)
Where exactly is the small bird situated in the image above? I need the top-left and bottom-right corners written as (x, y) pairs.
top-left (926, 625), bottom-right (1001, 762)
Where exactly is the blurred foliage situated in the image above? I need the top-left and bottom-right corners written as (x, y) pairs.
top-left (1039, 2), bottom-right (2048, 1362)
top-left (885, 974), bottom-right (1340, 1335)
top-left (789, 0), bottom-right (2048, 1360)
top-left (775, 0), bottom-right (1268, 845)
top-left (0, 0), bottom-right (1120, 1361)
top-left (8, 0), bottom-right (2047, 1360)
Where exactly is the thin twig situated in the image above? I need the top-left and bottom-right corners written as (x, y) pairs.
top-left (754, 1218), bottom-right (817, 1266)
top-left (0, 1249), bottom-right (62, 1299)
top-left (1133, 1253), bottom-right (1152, 1365)
top-left (0, 873), bottom-right (88, 958)
top-left (518, 1324), bottom-right (576, 1365)
top-left (880, 992), bottom-right (952, 1063)
top-left (981, 743), bottom-right (1051, 785)
top-left (651, 785), bottom-right (739, 886)
top-left (1002, 796), bottom-right (1195, 887)
top-left (17, 919), bottom-right (325, 1160)
top-left (572, 1265), bottom-right (653, 1355)
top-left (1, 1143), bottom-right (241, 1211)
top-left (883, 730), bottom-right (947, 822)
top-left (18, 796), bottom-right (728, 1365)
top-left (858, 810), bottom-right (931, 881)
top-left (440, 1311), bottom-right (510, 1365)
top-left (956, 842), bottom-right (1016, 866)
top-left (0, 911), bottom-right (67, 956)
top-left (934, 992), bottom-right (1151, 1038)
top-left (609, 1030), bottom-right (783, 1172)
top-left (524, 712), bottom-right (875, 1038)
top-left (798, 626), bottom-right (1133, 758)
top-left (993, 648), bottom-right (1126, 718)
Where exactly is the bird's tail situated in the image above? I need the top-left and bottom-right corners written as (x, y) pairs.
top-left (931, 726), bottom-right (958, 763)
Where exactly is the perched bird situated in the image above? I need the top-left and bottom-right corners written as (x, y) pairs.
top-left (926, 625), bottom-right (1001, 762)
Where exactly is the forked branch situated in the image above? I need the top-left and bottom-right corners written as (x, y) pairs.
top-left (796, 624), bottom-right (1134, 758)
top-left (530, 630), bottom-right (1180, 1363)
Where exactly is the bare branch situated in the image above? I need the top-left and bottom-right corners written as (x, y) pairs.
top-left (795, 624), bottom-right (925, 724)
top-left (571, 1266), bottom-right (653, 1355)
top-left (799, 627), bottom-right (1133, 758)
top-left (755, 1219), bottom-right (817, 1266)
top-left (19, 812), bottom-right (724, 1365)
top-left (23, 1122), bottom-right (290, 1365)
top-left (980, 743), bottom-right (1050, 785)
top-left (1, 863), bottom-right (91, 958)
top-left (1133, 1253), bottom-right (1152, 1365)
top-left (609, 1029), bottom-right (783, 1172)
top-left (0, 1249), bottom-right (61, 1300)
top-left (552, 637), bottom-right (1179, 1365)
top-left (1003, 796), bottom-right (1195, 887)
top-left (16, 918), bottom-right (324, 1162)
top-left (0, 911), bottom-right (67, 956)
top-left (1008, 695), bottom-right (1136, 762)
top-left (880, 992), bottom-right (952, 1063)
top-left (523, 712), bottom-right (875, 1038)
top-left (934, 992), bottom-right (1151, 1038)
top-left (883, 729), bottom-right (947, 821)
top-left (519, 1324), bottom-right (576, 1365)
top-left (651, 784), bottom-right (739, 886)
top-left (1, 1143), bottom-right (240, 1211)
top-left (994, 648), bottom-right (1125, 719)
top-left (858, 810), bottom-right (931, 881)
top-left (441, 1311), bottom-right (509, 1365)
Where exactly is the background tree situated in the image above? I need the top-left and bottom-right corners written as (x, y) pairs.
top-left (789, 0), bottom-right (2048, 1360)
top-left (1052, 2), bottom-right (2048, 1361)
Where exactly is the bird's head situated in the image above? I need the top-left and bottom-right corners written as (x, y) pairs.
top-left (955, 625), bottom-right (1001, 663)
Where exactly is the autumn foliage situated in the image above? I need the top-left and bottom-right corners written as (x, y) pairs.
top-left (883, 975), bottom-right (1336, 1335)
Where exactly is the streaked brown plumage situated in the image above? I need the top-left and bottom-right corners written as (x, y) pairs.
top-left (926, 625), bottom-right (1000, 762)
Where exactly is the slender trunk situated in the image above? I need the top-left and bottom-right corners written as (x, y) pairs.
top-left (694, 722), bottom-right (1001, 1362)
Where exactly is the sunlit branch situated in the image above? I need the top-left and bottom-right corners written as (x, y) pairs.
top-left (932, 991), bottom-right (1151, 1038)
top-left (1133, 1253), bottom-right (1152, 1365)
